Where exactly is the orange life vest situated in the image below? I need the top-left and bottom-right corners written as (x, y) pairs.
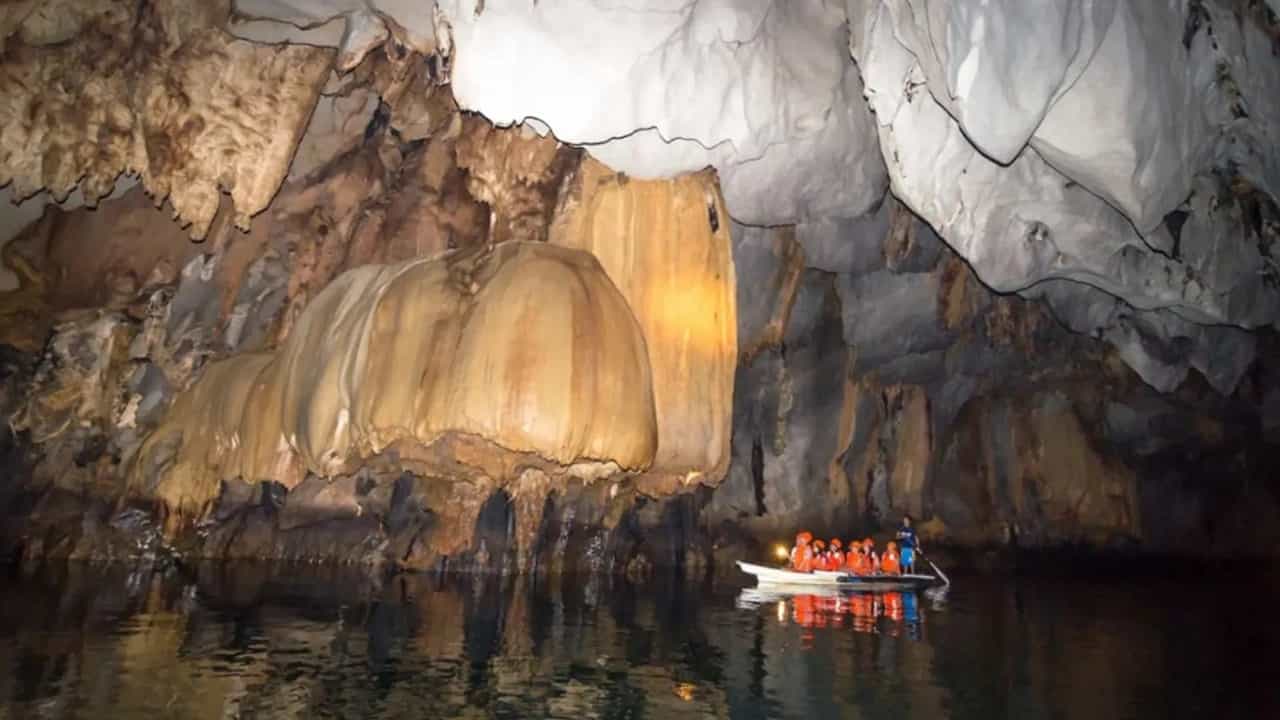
top-left (848, 552), bottom-right (868, 576)
top-left (881, 550), bottom-right (901, 575)
top-left (798, 546), bottom-right (815, 572)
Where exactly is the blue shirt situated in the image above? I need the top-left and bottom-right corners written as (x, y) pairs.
top-left (897, 525), bottom-right (917, 549)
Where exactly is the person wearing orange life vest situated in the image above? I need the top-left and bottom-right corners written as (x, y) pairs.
top-left (826, 539), bottom-right (843, 571)
top-left (844, 540), bottom-right (860, 572)
top-left (864, 538), bottom-right (879, 573)
top-left (881, 541), bottom-right (902, 575)
top-left (847, 540), bottom-right (869, 575)
top-left (814, 541), bottom-right (829, 571)
top-left (855, 541), bottom-right (870, 575)
top-left (789, 531), bottom-right (813, 572)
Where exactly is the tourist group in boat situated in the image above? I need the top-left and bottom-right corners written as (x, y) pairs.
top-left (788, 515), bottom-right (920, 576)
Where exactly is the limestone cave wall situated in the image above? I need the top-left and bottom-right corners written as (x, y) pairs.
top-left (0, 0), bottom-right (1278, 575)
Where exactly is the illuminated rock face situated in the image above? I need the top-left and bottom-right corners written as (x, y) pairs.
top-left (0, 90), bottom-right (699, 570)
top-left (551, 158), bottom-right (738, 489)
top-left (134, 242), bottom-right (658, 528)
top-left (5, 0), bottom-right (1280, 394)
top-left (1, 0), bottom-right (1280, 571)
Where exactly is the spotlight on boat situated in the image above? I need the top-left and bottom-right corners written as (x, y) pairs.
top-left (773, 544), bottom-right (789, 561)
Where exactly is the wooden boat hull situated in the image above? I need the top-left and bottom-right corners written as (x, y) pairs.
top-left (736, 561), bottom-right (940, 591)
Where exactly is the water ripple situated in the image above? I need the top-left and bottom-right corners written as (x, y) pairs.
top-left (0, 568), bottom-right (1275, 719)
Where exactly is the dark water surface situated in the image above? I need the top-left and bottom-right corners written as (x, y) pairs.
top-left (1, 563), bottom-right (1276, 719)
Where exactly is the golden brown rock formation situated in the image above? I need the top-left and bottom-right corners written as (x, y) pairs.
top-left (0, 228), bottom-right (53, 353)
top-left (133, 242), bottom-right (659, 530)
top-left (268, 115), bottom-right (569, 346)
top-left (551, 157), bottom-right (738, 490)
top-left (1009, 397), bottom-right (1141, 544)
top-left (841, 381), bottom-right (932, 528)
top-left (364, 136), bottom-right (489, 262)
top-left (352, 32), bottom-right (454, 141)
top-left (887, 385), bottom-right (931, 521)
top-left (940, 393), bottom-right (1141, 546)
top-left (455, 116), bottom-right (580, 245)
top-left (7, 186), bottom-right (204, 310)
top-left (0, 0), bottom-right (331, 238)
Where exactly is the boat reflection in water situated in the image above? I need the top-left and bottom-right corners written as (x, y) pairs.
top-left (736, 585), bottom-right (949, 641)
top-left (2, 563), bottom-right (1274, 719)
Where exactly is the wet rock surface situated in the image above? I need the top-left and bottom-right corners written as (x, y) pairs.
top-left (3, 130), bottom-right (1278, 573)
top-left (0, 0), bottom-right (1278, 576)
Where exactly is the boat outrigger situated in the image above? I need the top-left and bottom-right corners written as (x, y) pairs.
top-left (736, 561), bottom-right (944, 591)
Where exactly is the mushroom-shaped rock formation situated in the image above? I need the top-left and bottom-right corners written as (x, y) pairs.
top-left (132, 242), bottom-right (659, 530)
top-left (3, 0), bottom-right (1280, 569)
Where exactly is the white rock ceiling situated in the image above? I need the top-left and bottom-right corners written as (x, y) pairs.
top-left (5, 0), bottom-right (1280, 394)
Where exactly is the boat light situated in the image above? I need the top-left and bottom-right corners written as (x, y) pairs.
top-left (773, 544), bottom-right (789, 561)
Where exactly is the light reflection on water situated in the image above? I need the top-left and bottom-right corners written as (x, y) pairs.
top-left (0, 563), bottom-right (1276, 719)
top-left (736, 585), bottom-right (949, 642)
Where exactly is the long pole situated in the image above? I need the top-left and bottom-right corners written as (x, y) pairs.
top-left (921, 551), bottom-right (950, 586)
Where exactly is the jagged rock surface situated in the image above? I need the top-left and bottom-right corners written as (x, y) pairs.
top-left (0, 0), bottom-right (332, 238)
top-left (208, 0), bottom-right (1280, 395)
top-left (9, 0), bottom-right (1279, 391)
top-left (705, 203), bottom-right (1280, 563)
top-left (237, 0), bottom-right (890, 226)
top-left (0, 95), bottom-right (742, 573)
top-left (851, 0), bottom-right (1280, 392)
top-left (2, 0), bottom-right (1280, 574)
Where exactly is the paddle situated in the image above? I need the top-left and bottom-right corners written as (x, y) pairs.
top-left (918, 549), bottom-right (950, 586)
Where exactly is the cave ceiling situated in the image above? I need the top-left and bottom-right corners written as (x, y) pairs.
top-left (2, 0), bottom-right (1280, 394)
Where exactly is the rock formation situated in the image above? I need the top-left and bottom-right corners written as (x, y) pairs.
top-left (0, 0), bottom-right (331, 238)
top-left (134, 242), bottom-right (659, 532)
top-left (550, 157), bottom-right (738, 492)
top-left (1, 0), bottom-right (1278, 573)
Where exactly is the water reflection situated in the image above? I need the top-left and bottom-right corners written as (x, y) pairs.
top-left (0, 563), bottom-right (1275, 719)
top-left (735, 586), bottom-right (948, 641)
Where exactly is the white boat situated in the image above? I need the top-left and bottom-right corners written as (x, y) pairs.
top-left (736, 561), bottom-right (942, 591)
